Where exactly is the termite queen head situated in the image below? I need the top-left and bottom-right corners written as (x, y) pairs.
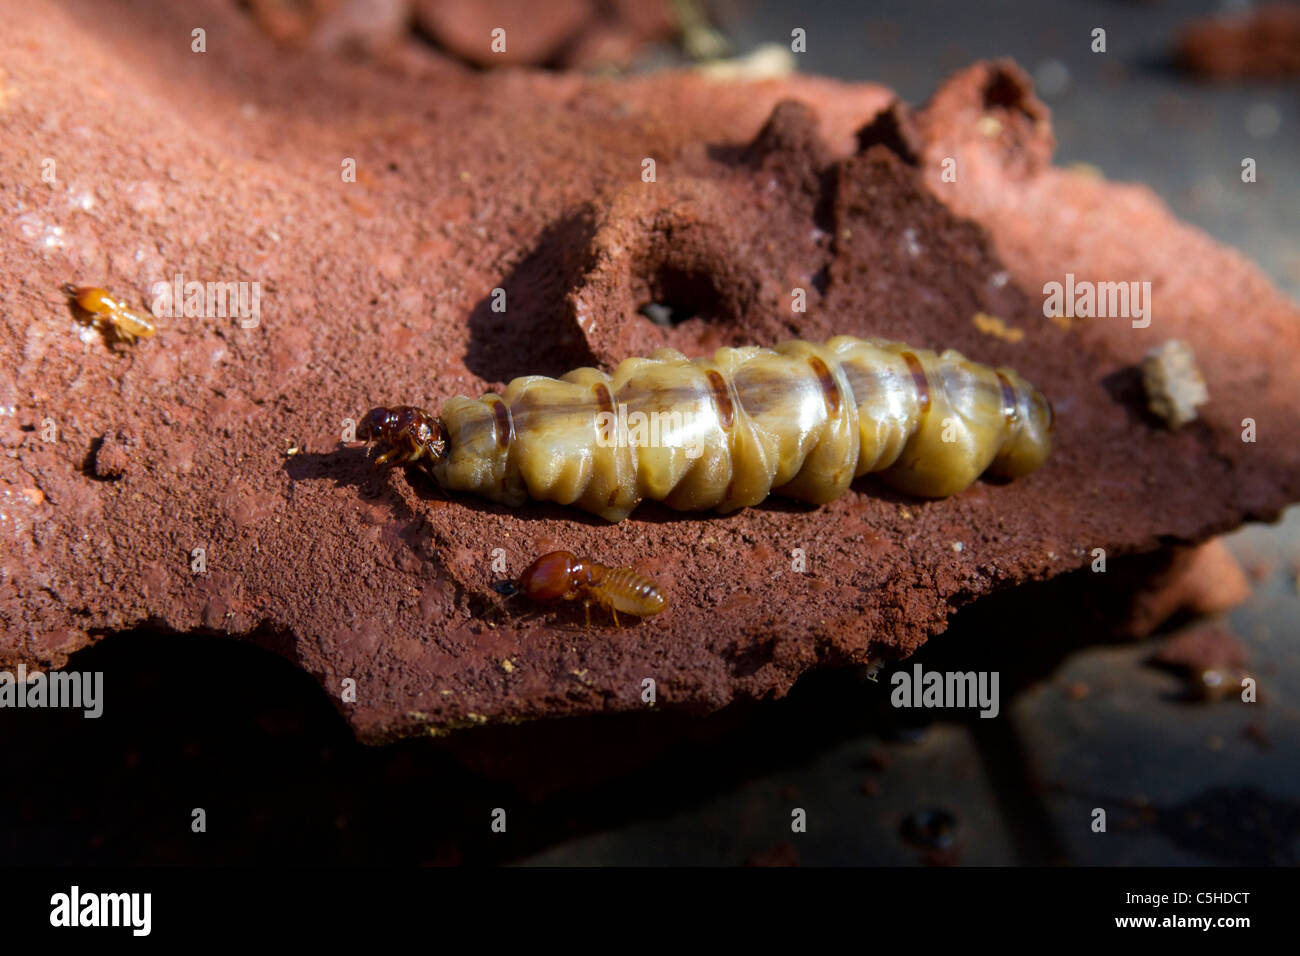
top-left (357, 405), bottom-right (448, 469)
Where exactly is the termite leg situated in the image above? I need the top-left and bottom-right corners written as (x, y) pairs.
top-left (583, 602), bottom-right (591, 630)
top-left (610, 606), bottom-right (621, 630)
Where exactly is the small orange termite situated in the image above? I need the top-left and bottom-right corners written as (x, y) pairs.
top-left (64, 284), bottom-right (157, 344)
top-left (493, 550), bottom-right (668, 628)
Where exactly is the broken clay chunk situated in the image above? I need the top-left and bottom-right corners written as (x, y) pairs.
top-left (1142, 339), bottom-right (1209, 429)
top-left (91, 432), bottom-right (133, 480)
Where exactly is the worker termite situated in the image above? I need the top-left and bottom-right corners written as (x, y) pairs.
top-left (493, 550), bottom-right (668, 628)
top-left (359, 334), bottom-right (1054, 521)
top-left (64, 284), bottom-right (157, 345)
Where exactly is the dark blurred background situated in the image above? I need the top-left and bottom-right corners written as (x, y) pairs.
top-left (4, 0), bottom-right (1298, 866)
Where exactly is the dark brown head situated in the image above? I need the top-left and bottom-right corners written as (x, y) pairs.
top-left (357, 406), bottom-right (399, 442)
top-left (516, 550), bottom-right (582, 602)
top-left (357, 405), bottom-right (447, 467)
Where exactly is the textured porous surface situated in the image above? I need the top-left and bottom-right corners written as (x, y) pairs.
top-left (2, 1), bottom-right (1297, 742)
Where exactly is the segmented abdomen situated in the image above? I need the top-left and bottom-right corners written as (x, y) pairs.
top-left (431, 335), bottom-right (1053, 522)
top-left (588, 565), bottom-right (668, 617)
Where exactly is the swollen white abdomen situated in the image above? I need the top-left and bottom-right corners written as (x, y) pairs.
top-left (431, 335), bottom-right (1052, 522)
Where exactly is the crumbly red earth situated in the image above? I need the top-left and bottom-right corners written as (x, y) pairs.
top-left (2, 1), bottom-right (1296, 742)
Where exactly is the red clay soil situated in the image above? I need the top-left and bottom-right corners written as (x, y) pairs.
top-left (2, 1), bottom-right (1297, 742)
top-left (244, 0), bottom-right (677, 69)
top-left (1175, 3), bottom-right (1300, 81)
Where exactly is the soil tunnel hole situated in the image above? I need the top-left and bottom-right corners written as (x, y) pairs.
top-left (635, 263), bottom-right (732, 328)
